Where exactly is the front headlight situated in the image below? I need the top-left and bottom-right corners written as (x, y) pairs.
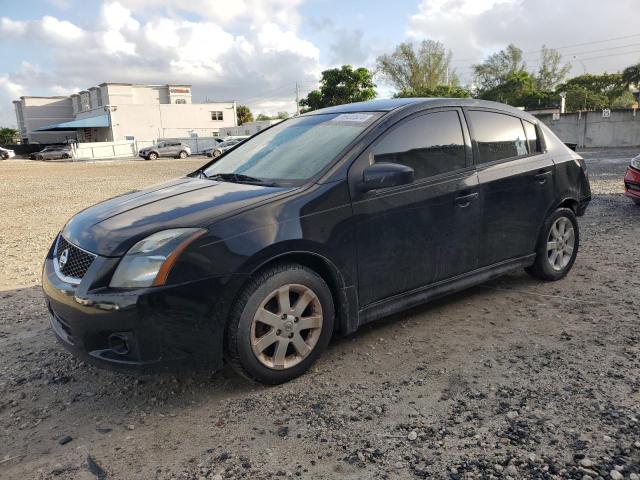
top-left (109, 228), bottom-right (206, 288)
top-left (630, 155), bottom-right (640, 171)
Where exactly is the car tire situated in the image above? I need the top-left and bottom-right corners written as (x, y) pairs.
top-left (148, 152), bottom-right (158, 160)
top-left (178, 151), bottom-right (188, 159)
top-left (525, 207), bottom-right (579, 281)
top-left (62, 153), bottom-right (69, 159)
top-left (633, 198), bottom-right (640, 206)
top-left (213, 150), bottom-right (222, 158)
top-left (224, 263), bottom-right (334, 384)
top-left (36, 155), bottom-right (43, 160)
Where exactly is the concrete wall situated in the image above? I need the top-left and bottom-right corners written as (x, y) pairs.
top-left (536, 109), bottom-right (640, 147)
top-left (109, 103), bottom-right (236, 141)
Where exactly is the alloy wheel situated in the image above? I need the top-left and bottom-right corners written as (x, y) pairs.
top-left (547, 216), bottom-right (575, 271)
top-left (250, 284), bottom-right (323, 370)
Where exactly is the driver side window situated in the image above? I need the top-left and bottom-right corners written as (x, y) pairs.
top-left (373, 110), bottom-right (467, 180)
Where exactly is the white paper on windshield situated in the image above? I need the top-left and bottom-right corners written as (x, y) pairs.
top-left (332, 113), bottom-right (374, 123)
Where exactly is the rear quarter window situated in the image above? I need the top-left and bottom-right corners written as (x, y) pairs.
top-left (467, 111), bottom-right (529, 163)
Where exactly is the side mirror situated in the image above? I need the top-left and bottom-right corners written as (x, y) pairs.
top-left (361, 162), bottom-right (414, 192)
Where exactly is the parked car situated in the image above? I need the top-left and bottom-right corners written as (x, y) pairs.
top-left (207, 138), bottom-right (243, 157)
top-left (139, 141), bottom-right (191, 160)
top-left (30, 145), bottom-right (73, 160)
top-left (624, 153), bottom-right (640, 205)
top-left (0, 146), bottom-right (15, 159)
top-left (43, 98), bottom-right (591, 384)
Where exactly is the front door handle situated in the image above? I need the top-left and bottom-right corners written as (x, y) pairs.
top-left (454, 192), bottom-right (478, 208)
top-left (534, 170), bottom-right (553, 184)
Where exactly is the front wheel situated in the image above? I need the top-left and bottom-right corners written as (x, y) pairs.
top-left (213, 150), bottom-right (222, 158)
top-left (225, 264), bottom-right (334, 384)
top-left (148, 152), bottom-right (158, 160)
top-left (526, 207), bottom-right (579, 281)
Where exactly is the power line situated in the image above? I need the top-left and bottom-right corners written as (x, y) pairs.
top-left (451, 32), bottom-right (640, 65)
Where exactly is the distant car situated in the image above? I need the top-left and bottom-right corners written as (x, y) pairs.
top-left (624, 153), bottom-right (640, 205)
top-left (208, 139), bottom-right (243, 158)
top-left (139, 141), bottom-right (191, 160)
top-left (30, 146), bottom-right (73, 160)
top-left (0, 146), bottom-right (15, 160)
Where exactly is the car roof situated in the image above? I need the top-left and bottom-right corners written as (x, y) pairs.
top-left (303, 97), bottom-right (538, 121)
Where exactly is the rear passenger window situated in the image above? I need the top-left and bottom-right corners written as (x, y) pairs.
top-left (523, 121), bottom-right (540, 153)
top-left (467, 111), bottom-right (529, 163)
top-left (373, 110), bottom-right (467, 180)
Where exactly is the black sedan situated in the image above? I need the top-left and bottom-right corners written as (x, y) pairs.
top-left (43, 98), bottom-right (591, 384)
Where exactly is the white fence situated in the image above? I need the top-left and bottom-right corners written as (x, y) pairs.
top-left (72, 140), bottom-right (155, 160)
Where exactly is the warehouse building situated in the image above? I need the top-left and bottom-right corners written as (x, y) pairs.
top-left (13, 83), bottom-right (237, 144)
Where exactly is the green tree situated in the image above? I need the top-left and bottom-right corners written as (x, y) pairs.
top-left (473, 44), bottom-right (527, 93)
top-left (376, 40), bottom-right (458, 92)
top-left (622, 63), bottom-right (640, 86)
top-left (300, 65), bottom-right (376, 112)
top-left (395, 85), bottom-right (470, 99)
top-left (255, 111), bottom-right (290, 121)
top-left (535, 45), bottom-right (571, 90)
top-left (0, 127), bottom-right (18, 144)
top-left (478, 70), bottom-right (557, 109)
top-left (236, 105), bottom-right (253, 125)
top-left (556, 73), bottom-right (627, 111)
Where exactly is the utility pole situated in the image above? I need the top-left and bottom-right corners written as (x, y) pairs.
top-left (295, 82), bottom-right (300, 116)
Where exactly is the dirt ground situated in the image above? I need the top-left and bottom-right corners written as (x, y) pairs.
top-left (0, 151), bottom-right (639, 480)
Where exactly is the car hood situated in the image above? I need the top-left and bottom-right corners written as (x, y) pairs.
top-left (62, 177), bottom-right (293, 256)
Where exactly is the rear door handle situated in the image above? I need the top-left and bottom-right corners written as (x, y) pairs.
top-left (534, 170), bottom-right (553, 184)
top-left (454, 192), bottom-right (478, 208)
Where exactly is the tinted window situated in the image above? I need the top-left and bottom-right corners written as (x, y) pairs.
top-left (373, 110), bottom-right (467, 179)
top-left (523, 121), bottom-right (540, 153)
top-left (468, 111), bottom-right (528, 163)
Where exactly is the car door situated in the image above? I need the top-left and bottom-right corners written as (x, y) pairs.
top-left (349, 108), bottom-right (480, 307)
top-left (465, 109), bottom-right (556, 267)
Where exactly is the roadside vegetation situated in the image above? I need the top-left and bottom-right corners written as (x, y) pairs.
top-left (293, 41), bottom-right (640, 113)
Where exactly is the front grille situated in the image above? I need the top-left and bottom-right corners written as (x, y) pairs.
top-left (55, 236), bottom-right (97, 281)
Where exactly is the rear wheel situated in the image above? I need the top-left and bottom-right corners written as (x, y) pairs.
top-left (178, 150), bottom-right (188, 159)
top-left (225, 264), bottom-right (334, 384)
top-left (148, 152), bottom-right (158, 160)
top-left (526, 207), bottom-right (579, 281)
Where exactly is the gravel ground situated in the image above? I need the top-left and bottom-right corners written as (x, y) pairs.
top-left (0, 150), bottom-right (639, 480)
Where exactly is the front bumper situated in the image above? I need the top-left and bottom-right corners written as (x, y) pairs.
top-left (42, 251), bottom-right (238, 373)
top-left (624, 166), bottom-right (640, 200)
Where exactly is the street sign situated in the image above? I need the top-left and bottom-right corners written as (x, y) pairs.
top-left (602, 108), bottom-right (611, 118)
top-left (552, 113), bottom-right (560, 120)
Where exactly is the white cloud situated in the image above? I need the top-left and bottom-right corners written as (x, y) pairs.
top-left (407, 0), bottom-right (640, 83)
top-left (0, 0), bottom-right (322, 126)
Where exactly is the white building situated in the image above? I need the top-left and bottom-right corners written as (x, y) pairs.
top-left (14, 83), bottom-right (237, 144)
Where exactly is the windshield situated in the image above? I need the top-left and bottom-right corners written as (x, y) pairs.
top-left (203, 113), bottom-right (380, 184)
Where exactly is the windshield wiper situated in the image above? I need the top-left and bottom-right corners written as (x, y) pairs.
top-left (207, 172), bottom-right (278, 187)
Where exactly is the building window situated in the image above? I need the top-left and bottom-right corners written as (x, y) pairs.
top-left (211, 111), bottom-right (224, 121)
top-left (212, 131), bottom-right (219, 137)
top-left (175, 99), bottom-right (186, 104)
